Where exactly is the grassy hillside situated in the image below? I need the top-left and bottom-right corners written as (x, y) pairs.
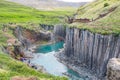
top-left (0, 52), bottom-right (67, 80)
top-left (0, 0), bottom-right (73, 24)
top-left (71, 0), bottom-right (120, 35)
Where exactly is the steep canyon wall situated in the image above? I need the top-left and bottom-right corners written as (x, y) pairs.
top-left (54, 24), bottom-right (66, 41)
top-left (64, 27), bottom-right (120, 77)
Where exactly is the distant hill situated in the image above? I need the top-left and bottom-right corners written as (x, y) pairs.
top-left (7, 0), bottom-right (87, 10)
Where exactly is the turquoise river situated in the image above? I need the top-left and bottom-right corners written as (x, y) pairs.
top-left (30, 41), bottom-right (86, 80)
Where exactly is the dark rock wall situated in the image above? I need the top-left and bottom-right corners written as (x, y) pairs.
top-left (54, 24), bottom-right (66, 41)
top-left (64, 27), bottom-right (120, 77)
top-left (14, 27), bottom-right (31, 50)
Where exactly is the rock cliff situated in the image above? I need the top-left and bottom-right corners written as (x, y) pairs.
top-left (6, 26), bottom-right (52, 59)
top-left (63, 27), bottom-right (120, 78)
top-left (54, 24), bottom-right (66, 38)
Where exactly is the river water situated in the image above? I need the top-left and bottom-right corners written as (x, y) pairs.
top-left (30, 41), bottom-right (85, 80)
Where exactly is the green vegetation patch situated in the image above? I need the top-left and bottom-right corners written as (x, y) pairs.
top-left (0, 0), bottom-right (73, 24)
top-left (71, 0), bottom-right (120, 34)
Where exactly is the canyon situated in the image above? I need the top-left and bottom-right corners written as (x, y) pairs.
top-left (0, 0), bottom-right (120, 80)
top-left (54, 26), bottom-right (120, 80)
top-left (1, 23), bottom-right (120, 80)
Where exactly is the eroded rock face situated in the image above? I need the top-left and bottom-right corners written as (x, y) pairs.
top-left (54, 24), bottom-right (66, 41)
top-left (14, 26), bottom-right (51, 49)
top-left (64, 27), bottom-right (120, 77)
top-left (7, 26), bottom-right (52, 59)
top-left (14, 27), bottom-right (31, 50)
top-left (107, 58), bottom-right (120, 80)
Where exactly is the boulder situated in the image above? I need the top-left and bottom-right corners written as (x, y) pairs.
top-left (107, 58), bottom-right (120, 80)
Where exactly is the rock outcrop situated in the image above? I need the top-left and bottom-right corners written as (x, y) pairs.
top-left (14, 27), bottom-right (31, 50)
top-left (14, 26), bottom-right (51, 49)
top-left (63, 27), bottom-right (120, 78)
top-left (107, 58), bottom-right (120, 80)
top-left (54, 24), bottom-right (66, 41)
top-left (6, 26), bottom-right (52, 59)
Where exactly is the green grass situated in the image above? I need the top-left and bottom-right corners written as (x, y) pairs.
top-left (0, 52), bottom-right (67, 80)
top-left (0, 0), bottom-right (73, 24)
top-left (71, 0), bottom-right (120, 34)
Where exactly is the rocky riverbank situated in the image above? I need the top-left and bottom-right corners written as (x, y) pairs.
top-left (4, 25), bottom-right (55, 74)
top-left (22, 45), bottom-right (48, 74)
top-left (55, 49), bottom-right (106, 80)
top-left (6, 24), bottom-right (66, 76)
